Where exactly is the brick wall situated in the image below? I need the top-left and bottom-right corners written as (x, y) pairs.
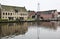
top-left (40, 13), bottom-right (52, 19)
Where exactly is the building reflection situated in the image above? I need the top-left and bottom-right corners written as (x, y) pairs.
top-left (27, 22), bottom-right (37, 26)
top-left (27, 22), bottom-right (59, 30)
top-left (37, 22), bottom-right (59, 30)
top-left (0, 22), bottom-right (28, 38)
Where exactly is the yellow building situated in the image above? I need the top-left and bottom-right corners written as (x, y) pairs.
top-left (0, 4), bottom-right (28, 21)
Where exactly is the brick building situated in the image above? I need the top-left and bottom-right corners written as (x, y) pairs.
top-left (37, 10), bottom-right (58, 20)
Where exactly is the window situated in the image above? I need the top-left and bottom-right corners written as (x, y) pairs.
top-left (11, 13), bottom-right (12, 15)
top-left (3, 17), bottom-right (4, 18)
top-left (6, 13), bottom-right (7, 15)
top-left (8, 13), bottom-right (10, 15)
top-left (21, 13), bottom-right (22, 16)
top-left (32, 15), bottom-right (35, 18)
top-left (15, 9), bottom-right (18, 13)
top-left (3, 13), bottom-right (5, 15)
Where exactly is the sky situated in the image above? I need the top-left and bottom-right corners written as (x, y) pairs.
top-left (0, 0), bottom-right (60, 11)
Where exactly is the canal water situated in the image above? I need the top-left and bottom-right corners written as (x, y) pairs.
top-left (0, 22), bottom-right (60, 39)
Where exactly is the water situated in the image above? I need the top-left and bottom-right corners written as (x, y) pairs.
top-left (0, 22), bottom-right (60, 39)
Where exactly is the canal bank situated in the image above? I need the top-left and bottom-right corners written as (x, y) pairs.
top-left (0, 19), bottom-right (59, 23)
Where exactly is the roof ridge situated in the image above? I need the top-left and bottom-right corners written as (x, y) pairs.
top-left (1, 5), bottom-right (24, 8)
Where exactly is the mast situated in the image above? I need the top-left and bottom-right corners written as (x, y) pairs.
top-left (37, 3), bottom-right (40, 39)
top-left (37, 3), bottom-right (40, 21)
top-left (37, 3), bottom-right (40, 11)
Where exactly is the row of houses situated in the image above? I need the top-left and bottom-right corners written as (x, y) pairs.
top-left (28, 10), bottom-right (59, 20)
top-left (0, 4), bottom-right (60, 21)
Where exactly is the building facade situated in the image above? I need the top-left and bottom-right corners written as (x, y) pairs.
top-left (37, 10), bottom-right (58, 20)
top-left (28, 11), bottom-right (36, 19)
top-left (58, 12), bottom-right (60, 17)
top-left (28, 10), bottom-right (58, 20)
top-left (0, 4), bottom-right (1, 18)
top-left (0, 4), bottom-right (28, 21)
top-left (57, 12), bottom-right (60, 20)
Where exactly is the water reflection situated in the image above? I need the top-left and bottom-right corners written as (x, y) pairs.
top-left (27, 22), bottom-right (59, 30)
top-left (0, 22), bottom-right (60, 39)
top-left (37, 22), bottom-right (59, 30)
top-left (0, 22), bottom-right (28, 38)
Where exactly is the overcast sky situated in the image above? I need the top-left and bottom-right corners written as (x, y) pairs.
top-left (0, 0), bottom-right (60, 11)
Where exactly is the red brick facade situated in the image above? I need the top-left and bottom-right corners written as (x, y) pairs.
top-left (40, 14), bottom-right (52, 19)
top-left (28, 10), bottom-right (58, 20)
top-left (37, 10), bottom-right (58, 20)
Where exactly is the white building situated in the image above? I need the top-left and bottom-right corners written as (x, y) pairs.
top-left (0, 4), bottom-right (28, 21)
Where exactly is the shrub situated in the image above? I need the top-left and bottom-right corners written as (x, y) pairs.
top-left (0, 19), bottom-right (8, 22)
